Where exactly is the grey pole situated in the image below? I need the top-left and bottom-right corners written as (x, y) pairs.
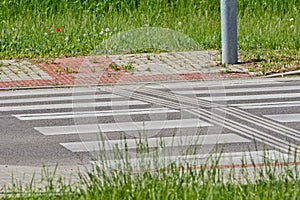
top-left (221, 0), bottom-right (238, 64)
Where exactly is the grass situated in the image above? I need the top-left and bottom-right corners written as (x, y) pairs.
top-left (0, 0), bottom-right (299, 59)
top-left (1, 148), bottom-right (299, 199)
top-left (1, 130), bottom-right (300, 199)
top-left (0, 0), bottom-right (299, 74)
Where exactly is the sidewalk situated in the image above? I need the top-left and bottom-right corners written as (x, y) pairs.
top-left (0, 51), bottom-right (249, 89)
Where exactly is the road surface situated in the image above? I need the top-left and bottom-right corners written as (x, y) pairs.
top-left (0, 77), bottom-right (299, 171)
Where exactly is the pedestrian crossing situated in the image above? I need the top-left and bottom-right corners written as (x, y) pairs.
top-left (1, 78), bottom-right (300, 171)
top-left (35, 119), bottom-right (211, 135)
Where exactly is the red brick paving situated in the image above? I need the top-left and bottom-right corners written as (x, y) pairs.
top-left (0, 56), bottom-right (250, 89)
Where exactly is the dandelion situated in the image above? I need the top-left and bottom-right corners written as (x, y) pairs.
top-left (290, 18), bottom-right (295, 22)
top-left (105, 28), bottom-right (110, 32)
top-left (55, 27), bottom-right (61, 33)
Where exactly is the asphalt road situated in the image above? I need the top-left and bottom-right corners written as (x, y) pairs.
top-left (0, 77), bottom-right (300, 171)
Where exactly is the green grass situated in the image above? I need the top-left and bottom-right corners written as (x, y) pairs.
top-left (0, 0), bottom-right (299, 59)
top-left (1, 132), bottom-right (300, 199)
top-left (1, 150), bottom-right (300, 199)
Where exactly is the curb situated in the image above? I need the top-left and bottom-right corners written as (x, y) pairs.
top-left (264, 70), bottom-right (300, 78)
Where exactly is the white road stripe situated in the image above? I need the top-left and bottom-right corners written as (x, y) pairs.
top-left (147, 79), bottom-right (280, 89)
top-left (91, 150), bottom-right (290, 169)
top-left (0, 100), bottom-right (148, 112)
top-left (60, 133), bottom-right (250, 152)
top-left (200, 93), bottom-right (300, 101)
top-left (231, 101), bottom-right (300, 109)
top-left (188, 109), bottom-right (300, 154)
top-left (35, 119), bottom-right (212, 136)
top-left (105, 88), bottom-right (300, 153)
top-left (14, 108), bottom-right (179, 120)
top-left (0, 88), bottom-right (95, 97)
top-left (174, 85), bottom-right (300, 95)
top-left (224, 107), bottom-right (300, 141)
top-left (0, 94), bottom-right (120, 104)
top-left (264, 113), bottom-right (300, 123)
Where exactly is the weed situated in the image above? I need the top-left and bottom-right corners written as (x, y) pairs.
top-left (64, 67), bottom-right (70, 74)
top-left (109, 63), bottom-right (119, 71)
top-left (121, 63), bottom-right (134, 71)
top-left (90, 57), bottom-right (98, 64)
top-left (91, 67), bottom-right (96, 73)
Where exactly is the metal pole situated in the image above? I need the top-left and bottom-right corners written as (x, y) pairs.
top-left (221, 0), bottom-right (238, 64)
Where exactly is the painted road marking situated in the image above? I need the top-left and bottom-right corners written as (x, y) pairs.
top-left (35, 119), bottom-right (212, 136)
top-left (199, 93), bottom-right (300, 101)
top-left (0, 94), bottom-right (121, 104)
top-left (264, 113), bottom-right (300, 123)
top-left (174, 85), bottom-right (300, 95)
top-left (91, 150), bottom-right (290, 170)
top-left (0, 100), bottom-right (149, 112)
top-left (60, 133), bottom-right (250, 152)
top-left (13, 108), bottom-right (179, 120)
top-left (147, 79), bottom-right (280, 89)
top-left (231, 101), bottom-right (300, 109)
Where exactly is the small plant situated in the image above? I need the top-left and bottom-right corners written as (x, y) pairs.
top-left (90, 57), bottom-right (98, 63)
top-left (53, 68), bottom-right (61, 74)
top-left (109, 62), bottom-right (119, 71)
top-left (121, 63), bottom-right (134, 71)
top-left (64, 67), bottom-right (70, 73)
top-left (248, 67), bottom-right (255, 72)
top-left (145, 67), bottom-right (151, 72)
top-left (146, 55), bottom-right (151, 60)
top-left (91, 67), bottom-right (96, 73)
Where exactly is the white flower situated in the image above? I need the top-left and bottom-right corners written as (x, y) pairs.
top-left (83, 33), bottom-right (87, 37)
top-left (77, 38), bottom-right (80, 42)
top-left (144, 24), bottom-right (149, 27)
top-left (100, 30), bottom-right (104, 35)
top-left (51, 30), bottom-right (54, 33)
top-left (114, 27), bottom-right (118, 32)
top-left (290, 18), bottom-right (295, 22)
top-left (44, 32), bottom-right (48, 36)
top-left (178, 21), bottom-right (182, 27)
top-left (64, 37), bottom-right (69, 41)
top-left (105, 28), bottom-right (110, 32)
top-left (290, 25), bottom-right (295, 29)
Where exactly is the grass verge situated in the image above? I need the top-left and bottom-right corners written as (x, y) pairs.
top-left (0, 0), bottom-right (299, 74)
top-left (1, 147), bottom-right (299, 199)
